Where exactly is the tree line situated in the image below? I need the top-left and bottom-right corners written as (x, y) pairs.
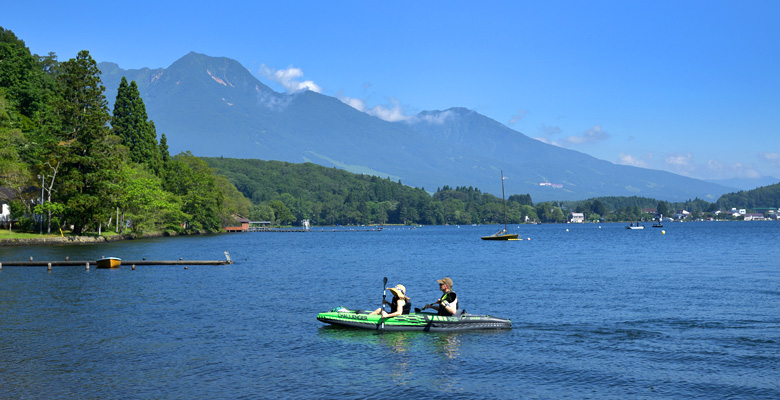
top-left (0, 28), bottom-right (249, 235)
top-left (207, 157), bottom-right (561, 225)
top-left (208, 157), bottom-right (777, 226)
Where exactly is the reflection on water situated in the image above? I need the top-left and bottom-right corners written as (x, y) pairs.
top-left (432, 334), bottom-right (461, 359)
top-left (317, 326), bottom-right (463, 360)
top-left (317, 326), bottom-right (466, 389)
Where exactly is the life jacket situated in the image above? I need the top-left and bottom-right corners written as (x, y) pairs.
top-left (389, 296), bottom-right (412, 315)
top-left (437, 291), bottom-right (458, 316)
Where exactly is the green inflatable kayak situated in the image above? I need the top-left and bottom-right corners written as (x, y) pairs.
top-left (317, 307), bottom-right (511, 332)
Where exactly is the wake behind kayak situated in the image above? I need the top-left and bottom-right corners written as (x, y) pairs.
top-left (317, 307), bottom-right (511, 332)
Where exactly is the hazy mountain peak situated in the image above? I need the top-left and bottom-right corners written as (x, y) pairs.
top-left (98, 52), bottom-right (734, 202)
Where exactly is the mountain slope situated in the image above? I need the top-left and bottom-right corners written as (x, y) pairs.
top-left (98, 52), bottom-right (735, 201)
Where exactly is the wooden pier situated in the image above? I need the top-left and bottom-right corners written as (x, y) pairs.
top-left (0, 252), bottom-right (233, 269)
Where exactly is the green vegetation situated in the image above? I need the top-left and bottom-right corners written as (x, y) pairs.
top-left (207, 156), bottom-right (780, 225)
top-left (0, 28), bottom-right (248, 236)
top-left (206, 157), bottom-right (543, 225)
top-left (717, 183), bottom-right (780, 210)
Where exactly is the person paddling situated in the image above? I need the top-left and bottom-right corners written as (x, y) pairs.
top-left (371, 284), bottom-right (411, 318)
top-left (422, 277), bottom-right (458, 316)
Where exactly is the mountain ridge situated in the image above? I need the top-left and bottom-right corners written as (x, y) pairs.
top-left (98, 52), bottom-right (736, 201)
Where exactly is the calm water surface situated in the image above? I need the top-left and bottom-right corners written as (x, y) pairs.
top-left (1, 222), bottom-right (779, 399)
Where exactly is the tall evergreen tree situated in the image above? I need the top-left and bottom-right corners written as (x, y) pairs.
top-left (52, 50), bottom-right (119, 234)
top-left (112, 76), bottom-right (161, 174)
top-left (159, 133), bottom-right (170, 165)
top-left (0, 28), bottom-right (43, 119)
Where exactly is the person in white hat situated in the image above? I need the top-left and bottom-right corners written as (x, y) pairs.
top-left (423, 277), bottom-right (458, 316)
top-left (370, 284), bottom-right (412, 318)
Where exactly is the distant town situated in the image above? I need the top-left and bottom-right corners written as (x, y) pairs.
top-left (567, 207), bottom-right (778, 223)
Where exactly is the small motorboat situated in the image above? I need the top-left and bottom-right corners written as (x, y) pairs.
top-left (96, 257), bottom-right (122, 268)
top-left (317, 307), bottom-right (511, 332)
top-left (481, 228), bottom-right (520, 240)
top-left (652, 214), bottom-right (664, 228)
top-left (481, 171), bottom-right (519, 241)
top-left (626, 221), bottom-right (645, 230)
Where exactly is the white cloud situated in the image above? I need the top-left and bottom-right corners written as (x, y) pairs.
top-left (365, 99), bottom-right (411, 122)
top-left (662, 153), bottom-right (763, 180)
top-left (338, 96), bottom-right (413, 122)
top-left (533, 137), bottom-right (562, 147)
top-left (256, 90), bottom-right (292, 112)
top-left (565, 125), bottom-right (609, 145)
top-left (258, 64), bottom-right (322, 93)
top-left (618, 153), bottom-right (650, 168)
top-left (415, 110), bottom-right (454, 125)
top-left (339, 96), bottom-right (366, 112)
top-left (759, 152), bottom-right (780, 167)
top-left (725, 162), bottom-right (761, 179)
top-left (509, 109), bottom-right (528, 125)
top-left (665, 153), bottom-right (693, 167)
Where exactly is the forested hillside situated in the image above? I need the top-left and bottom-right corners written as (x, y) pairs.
top-left (205, 157), bottom-right (543, 225)
top-left (0, 28), bottom-right (250, 235)
top-left (716, 182), bottom-right (780, 209)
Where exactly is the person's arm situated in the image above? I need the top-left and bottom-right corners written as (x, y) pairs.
top-left (439, 293), bottom-right (457, 314)
top-left (441, 300), bottom-right (456, 315)
top-left (382, 299), bottom-right (404, 318)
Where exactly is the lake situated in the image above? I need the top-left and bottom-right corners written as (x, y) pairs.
top-left (1, 222), bottom-right (779, 399)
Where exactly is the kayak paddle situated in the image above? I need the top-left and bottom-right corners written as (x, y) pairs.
top-left (380, 277), bottom-right (388, 331)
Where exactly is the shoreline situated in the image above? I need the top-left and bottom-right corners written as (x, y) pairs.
top-left (0, 230), bottom-right (205, 247)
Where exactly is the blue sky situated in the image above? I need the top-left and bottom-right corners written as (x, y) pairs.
top-left (5, 1), bottom-right (779, 183)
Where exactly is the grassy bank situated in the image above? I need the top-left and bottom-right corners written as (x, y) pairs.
top-left (0, 230), bottom-right (123, 239)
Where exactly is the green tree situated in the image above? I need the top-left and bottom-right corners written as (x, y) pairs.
top-left (591, 200), bottom-right (607, 216)
top-left (0, 28), bottom-right (46, 120)
top-left (165, 152), bottom-right (223, 231)
top-left (656, 201), bottom-right (670, 217)
top-left (214, 174), bottom-right (252, 227)
top-left (119, 165), bottom-right (187, 234)
top-left (0, 94), bottom-right (32, 204)
top-left (249, 204), bottom-right (275, 222)
top-left (269, 200), bottom-right (294, 225)
top-left (33, 201), bottom-right (65, 233)
top-left (111, 77), bottom-right (161, 174)
top-left (158, 133), bottom-right (170, 167)
top-left (49, 50), bottom-right (120, 234)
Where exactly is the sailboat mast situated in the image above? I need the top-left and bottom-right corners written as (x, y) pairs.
top-left (501, 170), bottom-right (508, 232)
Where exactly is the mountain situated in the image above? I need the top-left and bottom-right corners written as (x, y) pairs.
top-left (98, 52), bottom-right (735, 202)
top-left (706, 176), bottom-right (780, 191)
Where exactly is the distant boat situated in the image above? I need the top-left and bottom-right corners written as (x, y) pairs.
top-left (96, 257), bottom-right (122, 268)
top-left (652, 214), bottom-right (664, 228)
top-left (626, 222), bottom-right (645, 230)
top-left (482, 170), bottom-right (519, 241)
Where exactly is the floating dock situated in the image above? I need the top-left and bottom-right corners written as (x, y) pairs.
top-left (0, 252), bottom-right (233, 269)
